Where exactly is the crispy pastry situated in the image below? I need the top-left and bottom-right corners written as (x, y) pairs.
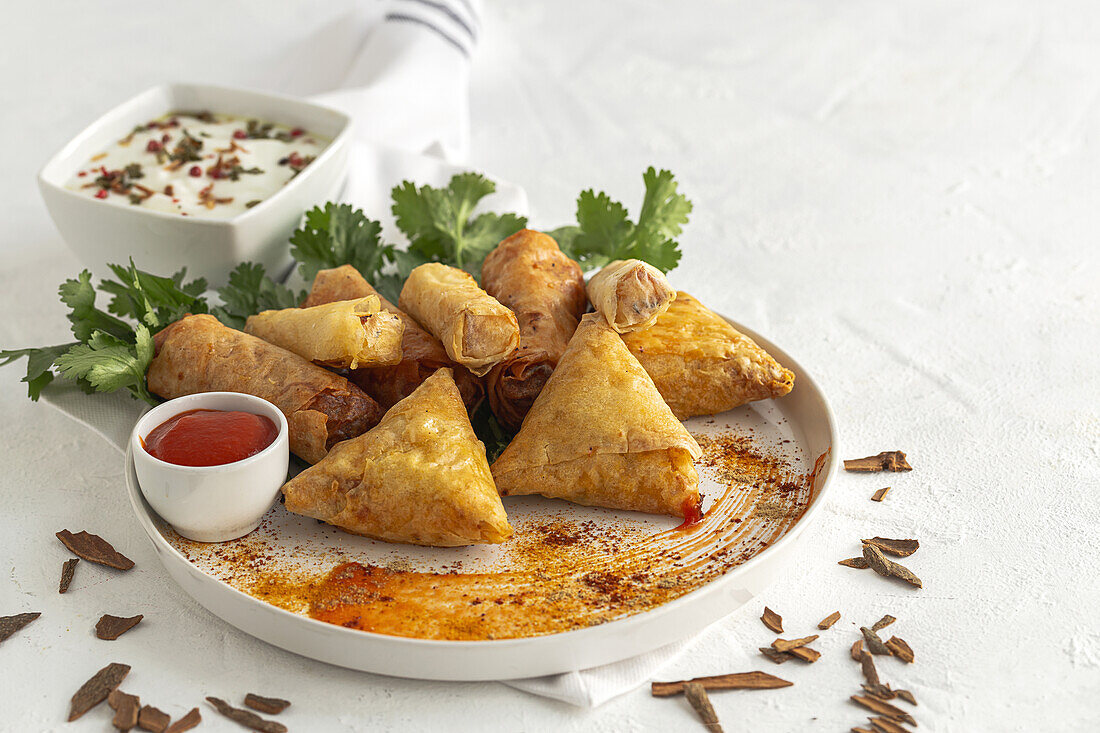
top-left (282, 368), bottom-right (512, 546)
top-left (302, 265), bottom-right (482, 410)
top-left (481, 229), bottom-right (587, 431)
top-left (492, 313), bottom-right (702, 518)
top-left (398, 263), bottom-right (520, 377)
top-left (147, 314), bottom-right (382, 464)
top-left (244, 296), bottom-right (405, 369)
top-left (621, 291), bottom-right (795, 419)
top-left (585, 258), bottom-right (675, 333)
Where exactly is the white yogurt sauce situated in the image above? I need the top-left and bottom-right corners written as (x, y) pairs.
top-left (65, 112), bottom-right (328, 220)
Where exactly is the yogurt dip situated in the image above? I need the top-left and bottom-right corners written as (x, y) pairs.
top-left (65, 111), bottom-right (328, 220)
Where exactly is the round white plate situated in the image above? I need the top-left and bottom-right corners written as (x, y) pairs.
top-left (126, 318), bottom-right (837, 681)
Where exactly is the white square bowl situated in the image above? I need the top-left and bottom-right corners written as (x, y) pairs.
top-left (38, 83), bottom-right (351, 287)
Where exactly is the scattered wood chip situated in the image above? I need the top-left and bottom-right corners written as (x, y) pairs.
top-left (109, 689), bottom-right (140, 731)
top-left (652, 671), bottom-right (793, 696)
top-left (871, 487), bottom-right (891, 502)
top-left (760, 606), bottom-right (783, 634)
top-left (885, 636), bottom-right (915, 663)
top-left (850, 639), bottom-right (864, 661)
top-left (788, 646), bottom-right (821, 663)
top-left (860, 651), bottom-right (880, 686)
top-left (818, 611), bottom-right (841, 630)
top-left (862, 537), bottom-right (920, 557)
top-left (759, 647), bottom-right (792, 664)
top-left (851, 728), bottom-right (876, 733)
top-left (868, 716), bottom-right (909, 733)
top-left (861, 627), bottom-right (891, 656)
top-left (0, 612), bottom-right (40, 644)
top-left (843, 451), bottom-right (912, 473)
top-left (244, 693), bottom-right (291, 715)
top-left (871, 615), bottom-right (896, 631)
top-left (772, 635), bottom-right (818, 653)
top-left (68, 662), bottom-right (131, 721)
top-left (56, 530), bottom-right (134, 570)
top-left (839, 557), bottom-right (870, 569)
top-left (96, 614), bottom-right (144, 641)
top-left (164, 708), bottom-right (201, 733)
top-left (863, 682), bottom-right (896, 700)
top-left (206, 697), bottom-right (287, 733)
top-left (59, 558), bottom-right (79, 593)
top-left (137, 705), bottom-right (171, 733)
top-left (851, 695), bottom-right (917, 726)
top-left (895, 689), bottom-right (917, 706)
top-left (862, 544), bottom-right (922, 588)
top-left (683, 682), bottom-right (724, 733)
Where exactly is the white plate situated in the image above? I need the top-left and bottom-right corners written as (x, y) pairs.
top-left (126, 318), bottom-right (837, 681)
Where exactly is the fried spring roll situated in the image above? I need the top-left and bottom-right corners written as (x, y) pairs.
top-left (586, 258), bottom-right (675, 333)
top-left (481, 229), bottom-right (587, 431)
top-left (398, 263), bottom-right (520, 377)
top-left (147, 314), bottom-right (382, 464)
top-left (302, 265), bottom-right (482, 410)
top-left (244, 296), bottom-right (405, 370)
top-left (621, 291), bottom-right (795, 419)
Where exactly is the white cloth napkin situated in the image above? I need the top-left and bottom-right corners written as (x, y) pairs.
top-left (41, 0), bottom-right (700, 707)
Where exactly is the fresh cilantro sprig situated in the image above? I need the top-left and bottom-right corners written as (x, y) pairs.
top-left (212, 262), bottom-right (305, 330)
top-left (290, 203), bottom-right (395, 284)
top-left (550, 167), bottom-right (691, 273)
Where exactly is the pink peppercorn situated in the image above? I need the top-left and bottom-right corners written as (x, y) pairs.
top-left (94, 189), bottom-right (108, 199)
top-left (189, 166), bottom-right (202, 177)
top-left (290, 127), bottom-right (304, 137)
top-left (146, 140), bottom-right (162, 152)
top-left (233, 130), bottom-right (248, 140)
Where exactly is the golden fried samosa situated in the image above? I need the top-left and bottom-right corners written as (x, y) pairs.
top-left (621, 292), bottom-right (795, 419)
top-left (586, 258), bottom-right (675, 333)
top-left (492, 313), bottom-right (702, 518)
top-left (282, 368), bottom-right (512, 546)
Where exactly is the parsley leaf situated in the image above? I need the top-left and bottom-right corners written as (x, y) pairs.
top-left (391, 172), bottom-right (527, 280)
top-left (212, 262), bottom-right (305, 330)
top-left (290, 203), bottom-right (395, 284)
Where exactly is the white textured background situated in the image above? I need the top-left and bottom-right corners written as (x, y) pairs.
top-left (1, 1), bottom-right (1098, 731)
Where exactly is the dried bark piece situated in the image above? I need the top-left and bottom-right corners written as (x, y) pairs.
top-left (758, 647), bottom-right (792, 664)
top-left (895, 689), bottom-right (917, 706)
top-left (683, 683), bottom-right (724, 733)
top-left (96, 614), bottom-right (144, 640)
top-left (860, 651), bottom-right (880, 686)
top-left (863, 682), bottom-right (896, 700)
top-left (850, 639), bottom-right (864, 661)
top-left (788, 646), bottom-right (821, 663)
top-left (68, 662), bottom-right (131, 721)
top-left (164, 708), bottom-right (201, 733)
top-left (244, 693), bottom-right (291, 715)
top-left (206, 697), bottom-right (287, 733)
top-left (772, 635), bottom-right (818, 653)
top-left (818, 611), bottom-right (841, 629)
top-left (868, 717), bottom-right (909, 733)
top-left (843, 451), bottom-right (912, 472)
top-left (651, 671), bottom-right (793, 696)
top-left (760, 606), bottom-right (783, 633)
top-left (137, 705), bottom-right (171, 732)
top-left (852, 728), bottom-right (876, 733)
top-left (885, 636), bottom-right (915, 663)
top-left (839, 557), bottom-right (870, 569)
top-left (871, 487), bottom-right (890, 502)
top-left (59, 558), bottom-right (79, 593)
top-left (56, 530), bottom-right (134, 570)
top-left (851, 695), bottom-right (917, 726)
top-left (862, 537), bottom-right (919, 557)
top-left (862, 544), bottom-right (922, 588)
top-left (109, 689), bottom-right (140, 731)
top-left (861, 627), bottom-right (891, 655)
top-left (871, 615), bottom-right (896, 631)
top-left (0, 612), bottom-right (40, 643)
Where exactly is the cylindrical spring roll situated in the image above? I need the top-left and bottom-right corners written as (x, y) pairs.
top-left (480, 229), bottom-right (587, 431)
top-left (244, 296), bottom-right (405, 370)
top-left (147, 314), bottom-right (383, 464)
top-left (302, 265), bottom-right (483, 410)
top-left (585, 258), bottom-right (676, 333)
top-left (398, 263), bottom-right (520, 377)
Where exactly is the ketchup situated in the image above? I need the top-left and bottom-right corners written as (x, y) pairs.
top-left (143, 409), bottom-right (278, 467)
top-left (675, 497), bottom-right (704, 531)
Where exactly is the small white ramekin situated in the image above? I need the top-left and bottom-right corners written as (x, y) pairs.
top-left (131, 392), bottom-right (289, 543)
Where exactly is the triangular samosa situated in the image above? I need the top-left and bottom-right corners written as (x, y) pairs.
top-left (282, 368), bottom-right (512, 546)
top-left (620, 292), bottom-right (795, 419)
top-left (492, 313), bottom-right (702, 518)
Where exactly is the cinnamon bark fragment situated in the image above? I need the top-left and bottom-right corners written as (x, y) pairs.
top-left (839, 557), bottom-right (870, 569)
top-left (108, 689), bottom-right (140, 731)
top-left (164, 708), bottom-right (201, 733)
top-left (244, 693), bottom-right (291, 715)
top-left (68, 662), bottom-right (131, 721)
top-left (0, 612), bottom-right (40, 643)
top-left (871, 615), bottom-right (896, 631)
top-left (885, 636), bottom-right (915, 663)
top-left (772, 635), bottom-right (818, 653)
top-left (862, 537), bottom-right (919, 557)
top-left (137, 705), bottom-right (171, 732)
top-left (59, 558), bottom-right (79, 593)
top-left (868, 717), bottom-right (909, 733)
top-left (862, 544), bottom-right (922, 588)
top-left (863, 682), bottom-right (896, 700)
top-left (56, 530), bottom-right (134, 570)
top-left (760, 606), bottom-right (783, 634)
top-left (758, 647), bottom-right (791, 664)
top-left (871, 487), bottom-right (890, 502)
top-left (860, 651), bottom-right (880, 686)
top-left (683, 683), bottom-right (723, 733)
top-left (861, 627), bottom-right (891, 656)
top-left (844, 451), bottom-right (912, 472)
top-left (851, 728), bottom-right (876, 733)
top-left (818, 611), bottom-right (841, 629)
top-left (851, 695), bottom-right (917, 726)
top-left (652, 671), bottom-right (792, 696)
top-left (895, 689), bottom-right (917, 706)
top-left (206, 697), bottom-right (287, 733)
top-left (788, 646), bottom-right (821, 663)
top-left (850, 639), bottom-right (864, 661)
top-left (96, 614), bottom-right (144, 640)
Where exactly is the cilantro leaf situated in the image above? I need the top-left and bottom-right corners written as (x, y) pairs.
top-left (0, 344), bottom-right (76, 400)
top-left (290, 203), bottom-right (395, 283)
top-left (391, 172), bottom-right (527, 280)
top-left (100, 260), bottom-right (208, 329)
top-left (54, 325), bottom-right (156, 404)
top-left (212, 262), bottom-right (305, 330)
top-left (59, 271), bottom-right (133, 342)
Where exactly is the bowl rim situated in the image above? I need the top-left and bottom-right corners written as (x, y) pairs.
top-left (37, 81), bottom-right (352, 227)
